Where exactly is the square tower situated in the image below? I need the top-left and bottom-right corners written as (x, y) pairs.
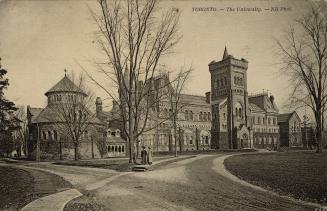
top-left (209, 47), bottom-right (249, 149)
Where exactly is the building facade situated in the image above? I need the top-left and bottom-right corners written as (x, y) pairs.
top-left (278, 111), bottom-right (302, 147)
top-left (209, 48), bottom-right (280, 149)
top-left (27, 75), bottom-right (122, 160)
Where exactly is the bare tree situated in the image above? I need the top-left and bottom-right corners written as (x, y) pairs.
top-left (14, 106), bottom-right (28, 157)
top-left (165, 67), bottom-right (192, 157)
top-left (88, 0), bottom-right (181, 163)
top-left (48, 73), bottom-right (98, 160)
top-left (276, 6), bottom-right (327, 153)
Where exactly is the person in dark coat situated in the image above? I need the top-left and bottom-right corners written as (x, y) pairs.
top-left (147, 147), bottom-right (153, 165)
top-left (141, 146), bottom-right (147, 165)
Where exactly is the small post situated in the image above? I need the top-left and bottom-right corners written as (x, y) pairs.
top-left (59, 136), bottom-right (62, 160)
top-left (91, 135), bottom-right (94, 159)
top-left (36, 123), bottom-right (40, 162)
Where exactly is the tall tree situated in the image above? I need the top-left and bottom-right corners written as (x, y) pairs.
top-left (89, 0), bottom-right (181, 163)
top-left (0, 58), bottom-right (18, 156)
top-left (166, 67), bottom-right (192, 157)
top-left (276, 6), bottom-right (327, 153)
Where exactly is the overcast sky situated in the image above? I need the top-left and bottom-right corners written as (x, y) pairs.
top-left (0, 0), bottom-right (315, 115)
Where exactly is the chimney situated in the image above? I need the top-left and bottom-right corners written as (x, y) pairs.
top-left (205, 92), bottom-right (211, 104)
top-left (269, 95), bottom-right (274, 104)
top-left (95, 97), bottom-right (102, 116)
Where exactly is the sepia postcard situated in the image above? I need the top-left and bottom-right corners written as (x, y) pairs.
top-left (0, 0), bottom-right (326, 210)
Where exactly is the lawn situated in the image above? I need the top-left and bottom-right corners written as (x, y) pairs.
top-left (0, 166), bottom-right (72, 210)
top-left (224, 151), bottom-right (327, 205)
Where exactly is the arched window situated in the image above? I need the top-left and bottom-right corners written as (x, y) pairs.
top-left (235, 108), bottom-right (238, 117)
top-left (199, 112), bottom-right (203, 121)
top-left (43, 131), bottom-right (47, 140)
top-left (185, 110), bottom-right (189, 120)
top-left (203, 112), bottom-right (207, 121)
top-left (48, 131), bottom-right (52, 140)
top-left (238, 108), bottom-right (242, 117)
top-left (54, 130), bottom-right (58, 141)
top-left (189, 111), bottom-right (193, 120)
top-left (122, 146), bottom-right (125, 152)
top-left (118, 146), bottom-right (121, 152)
top-left (111, 146), bottom-right (114, 152)
top-left (189, 136), bottom-right (193, 145)
top-left (115, 146), bottom-right (118, 152)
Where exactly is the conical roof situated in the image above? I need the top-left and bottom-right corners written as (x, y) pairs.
top-left (45, 75), bottom-right (86, 96)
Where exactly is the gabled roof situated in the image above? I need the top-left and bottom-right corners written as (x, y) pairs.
top-left (180, 94), bottom-right (210, 106)
top-left (277, 112), bottom-right (299, 123)
top-left (249, 103), bottom-right (264, 113)
top-left (28, 107), bottom-right (44, 123)
top-left (45, 76), bottom-right (86, 96)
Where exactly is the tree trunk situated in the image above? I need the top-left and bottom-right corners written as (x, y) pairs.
top-left (174, 117), bottom-right (178, 157)
top-left (315, 109), bottom-right (323, 153)
top-left (74, 142), bottom-right (79, 160)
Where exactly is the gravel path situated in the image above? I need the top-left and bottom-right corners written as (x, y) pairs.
top-left (90, 154), bottom-right (317, 210)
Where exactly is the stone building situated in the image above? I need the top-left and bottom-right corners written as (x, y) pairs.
top-left (95, 97), bottom-right (127, 157)
top-left (278, 111), bottom-right (302, 147)
top-left (27, 74), bottom-right (106, 160)
top-left (209, 47), bottom-right (280, 149)
top-left (96, 73), bottom-right (212, 154)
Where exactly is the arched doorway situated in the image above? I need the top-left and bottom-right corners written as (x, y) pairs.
top-left (241, 133), bottom-right (249, 148)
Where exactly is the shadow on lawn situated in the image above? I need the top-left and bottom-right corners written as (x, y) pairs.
top-left (224, 151), bottom-right (327, 206)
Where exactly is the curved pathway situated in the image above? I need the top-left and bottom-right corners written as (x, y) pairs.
top-left (90, 154), bottom-right (320, 210)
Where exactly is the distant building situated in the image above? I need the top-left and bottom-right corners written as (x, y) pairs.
top-left (209, 47), bottom-right (280, 150)
top-left (278, 111), bottom-right (302, 147)
top-left (95, 97), bottom-right (126, 157)
top-left (27, 75), bottom-right (105, 160)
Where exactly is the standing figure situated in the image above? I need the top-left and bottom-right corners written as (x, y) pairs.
top-left (147, 147), bottom-right (153, 165)
top-left (141, 146), bottom-right (147, 165)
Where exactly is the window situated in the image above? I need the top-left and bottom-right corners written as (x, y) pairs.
top-left (48, 131), bottom-right (52, 140)
top-left (185, 110), bottom-right (189, 120)
top-left (268, 118), bottom-right (271, 125)
top-left (223, 113), bottom-right (226, 119)
top-left (190, 111), bottom-right (193, 120)
top-left (235, 108), bottom-right (238, 117)
top-left (199, 112), bottom-right (203, 121)
top-left (203, 112), bottom-right (207, 121)
top-left (205, 136), bottom-right (209, 144)
top-left (54, 130), bottom-right (58, 141)
top-left (208, 112), bottom-right (211, 121)
top-left (190, 137), bottom-right (193, 145)
top-left (43, 131), bottom-right (47, 140)
top-left (122, 146), bottom-right (125, 152)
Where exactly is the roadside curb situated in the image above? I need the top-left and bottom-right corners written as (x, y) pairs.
top-left (212, 153), bottom-right (327, 209)
top-left (21, 188), bottom-right (82, 211)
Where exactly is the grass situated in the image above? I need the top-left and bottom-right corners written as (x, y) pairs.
top-left (224, 151), bottom-right (327, 205)
top-left (0, 166), bottom-right (72, 210)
